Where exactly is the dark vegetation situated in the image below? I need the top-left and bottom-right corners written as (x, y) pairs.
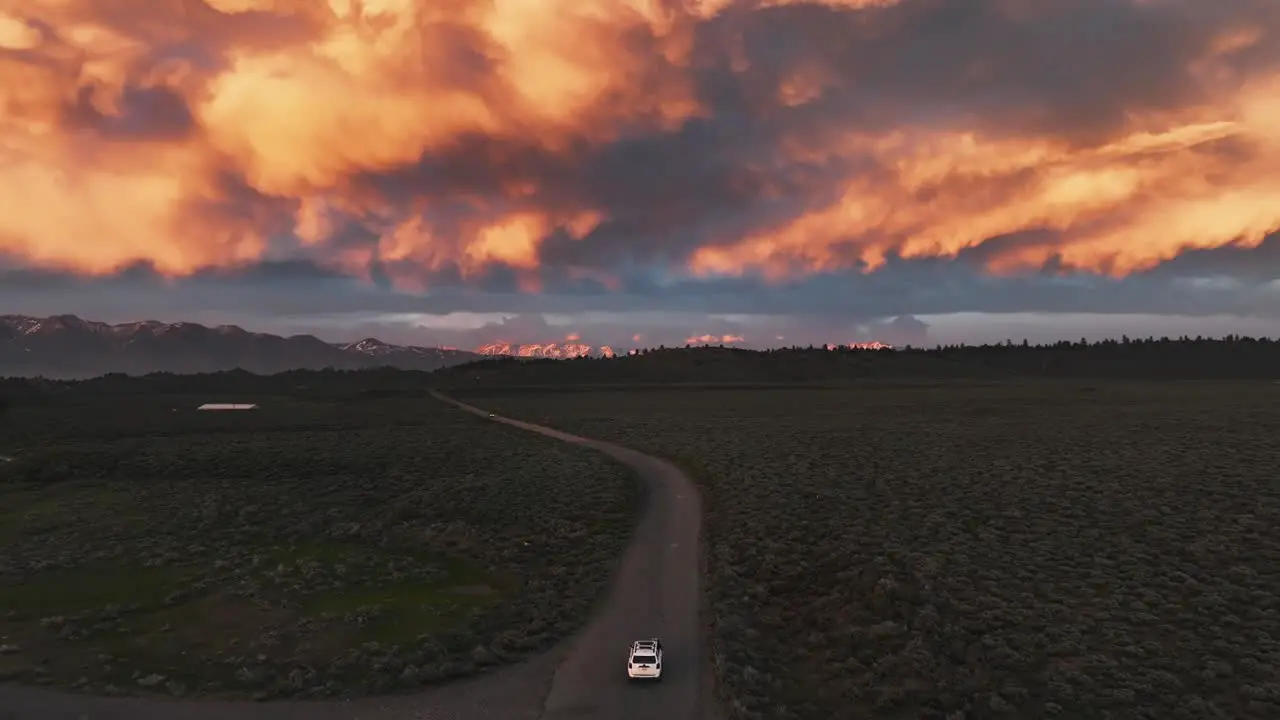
top-left (0, 382), bottom-right (637, 700)
top-left (3, 339), bottom-right (1279, 714)
top-left (455, 376), bottom-right (1280, 719)
top-left (436, 335), bottom-right (1280, 391)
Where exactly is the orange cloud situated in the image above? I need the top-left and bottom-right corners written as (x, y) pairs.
top-left (689, 83), bottom-right (1280, 278)
top-left (0, 0), bottom-right (699, 278)
top-left (1, 0), bottom-right (1278, 287)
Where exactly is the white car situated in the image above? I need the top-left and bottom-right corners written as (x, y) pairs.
top-left (627, 639), bottom-right (663, 680)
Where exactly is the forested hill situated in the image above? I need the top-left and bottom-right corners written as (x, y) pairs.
top-left (435, 335), bottom-right (1280, 392)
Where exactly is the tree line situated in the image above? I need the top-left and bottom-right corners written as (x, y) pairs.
top-left (1, 334), bottom-right (1277, 404)
top-left (438, 334), bottom-right (1280, 390)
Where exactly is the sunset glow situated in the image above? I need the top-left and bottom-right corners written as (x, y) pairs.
top-left (2, 0), bottom-right (1279, 348)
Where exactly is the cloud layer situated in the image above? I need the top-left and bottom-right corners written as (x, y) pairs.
top-left (3, 0), bottom-right (1280, 345)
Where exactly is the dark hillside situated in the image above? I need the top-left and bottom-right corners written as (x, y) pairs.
top-left (433, 335), bottom-right (1280, 392)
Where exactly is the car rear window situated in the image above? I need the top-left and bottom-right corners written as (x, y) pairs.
top-left (632, 654), bottom-right (657, 664)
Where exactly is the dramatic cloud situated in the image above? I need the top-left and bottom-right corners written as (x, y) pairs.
top-left (3, 0), bottom-right (1280, 346)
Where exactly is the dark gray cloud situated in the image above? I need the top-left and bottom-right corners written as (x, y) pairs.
top-left (8, 231), bottom-right (1280, 320)
top-left (64, 84), bottom-right (196, 140)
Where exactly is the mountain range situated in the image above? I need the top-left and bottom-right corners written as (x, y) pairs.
top-left (0, 314), bottom-right (896, 379)
top-left (0, 314), bottom-right (494, 379)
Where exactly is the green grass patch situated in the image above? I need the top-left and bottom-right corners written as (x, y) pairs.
top-left (0, 482), bottom-right (142, 541)
top-left (0, 564), bottom-right (195, 621)
top-left (0, 394), bottom-right (639, 699)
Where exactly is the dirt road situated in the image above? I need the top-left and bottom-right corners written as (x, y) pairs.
top-left (438, 394), bottom-right (709, 720)
top-left (0, 394), bottom-right (711, 720)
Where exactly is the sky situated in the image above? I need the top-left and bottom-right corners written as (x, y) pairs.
top-left (2, 0), bottom-right (1280, 351)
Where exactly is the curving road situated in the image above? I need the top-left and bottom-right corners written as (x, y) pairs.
top-left (437, 393), bottom-right (709, 720)
top-left (0, 394), bottom-right (711, 720)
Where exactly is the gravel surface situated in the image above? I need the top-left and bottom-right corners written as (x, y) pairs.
top-left (443, 394), bottom-right (709, 720)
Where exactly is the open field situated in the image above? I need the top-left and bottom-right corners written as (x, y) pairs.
top-left (0, 394), bottom-right (638, 700)
top-left (463, 381), bottom-right (1280, 719)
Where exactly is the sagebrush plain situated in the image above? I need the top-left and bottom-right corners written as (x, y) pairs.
top-left (0, 393), bottom-right (637, 699)
top-left (462, 380), bottom-right (1280, 720)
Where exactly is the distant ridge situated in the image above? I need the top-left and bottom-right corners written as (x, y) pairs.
top-left (0, 314), bottom-right (483, 379)
top-left (6, 314), bottom-right (1277, 382)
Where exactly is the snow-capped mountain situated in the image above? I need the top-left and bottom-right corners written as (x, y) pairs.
top-left (475, 342), bottom-right (617, 358)
top-left (0, 315), bottom-right (484, 379)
